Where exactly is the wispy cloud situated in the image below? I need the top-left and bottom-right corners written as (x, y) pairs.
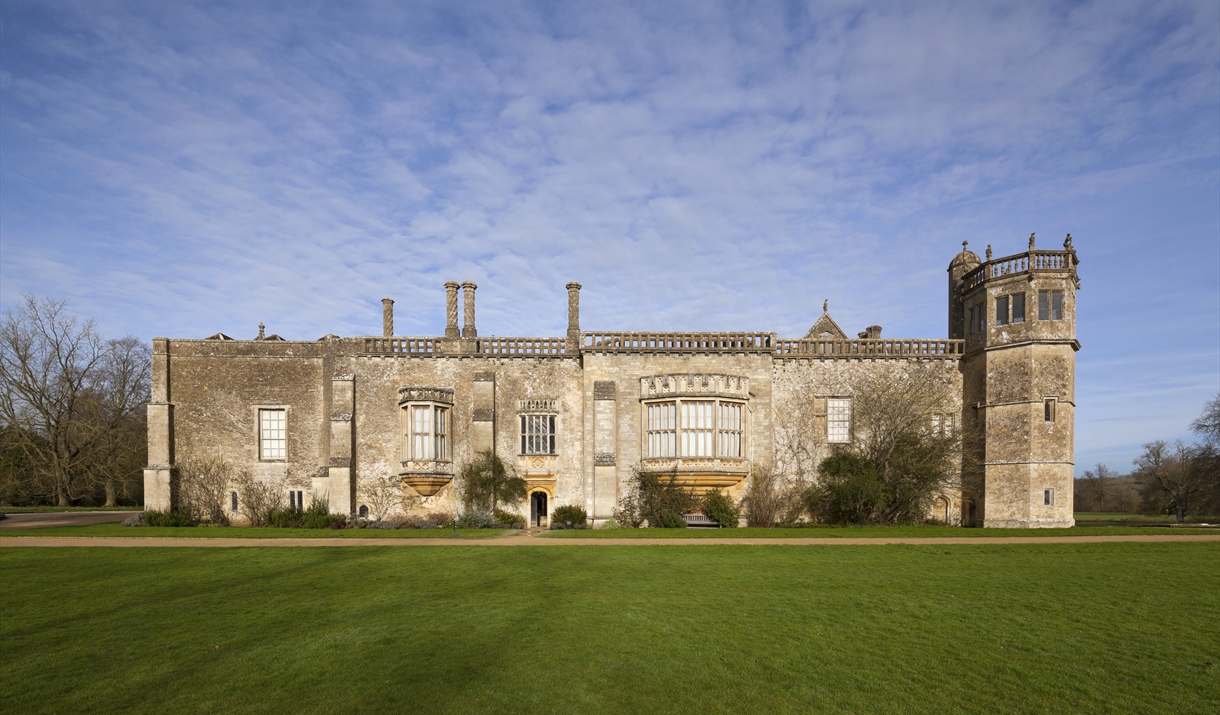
top-left (2, 0), bottom-right (1217, 473)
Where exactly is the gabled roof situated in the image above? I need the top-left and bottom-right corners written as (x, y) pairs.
top-left (205, 332), bottom-right (234, 341)
top-left (803, 302), bottom-right (847, 340)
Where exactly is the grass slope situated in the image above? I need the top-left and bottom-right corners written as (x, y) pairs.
top-left (541, 524), bottom-right (1220, 537)
top-left (0, 523), bottom-right (511, 538)
top-left (2, 543), bottom-right (1217, 714)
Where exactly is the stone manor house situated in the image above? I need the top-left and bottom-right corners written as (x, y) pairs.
top-left (144, 236), bottom-right (1080, 528)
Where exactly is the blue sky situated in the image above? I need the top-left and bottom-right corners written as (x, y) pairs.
top-left (2, 0), bottom-right (1217, 474)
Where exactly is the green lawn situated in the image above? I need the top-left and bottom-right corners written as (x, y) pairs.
top-left (0, 505), bottom-right (142, 513)
top-left (2, 543), bottom-right (1217, 714)
top-left (0, 523), bottom-right (512, 538)
top-left (542, 524), bottom-right (1220, 537)
top-left (4, 521), bottom-right (1218, 539)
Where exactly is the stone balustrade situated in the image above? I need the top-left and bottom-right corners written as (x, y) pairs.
top-left (582, 332), bottom-right (774, 354)
top-left (774, 338), bottom-right (964, 358)
top-left (962, 250), bottom-right (1072, 291)
top-left (478, 337), bottom-right (569, 356)
top-left (364, 337), bottom-right (437, 354)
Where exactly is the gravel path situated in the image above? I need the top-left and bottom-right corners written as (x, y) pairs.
top-left (2, 534), bottom-right (1217, 547)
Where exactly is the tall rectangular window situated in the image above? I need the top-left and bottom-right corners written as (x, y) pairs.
top-left (719, 403), bottom-right (743, 458)
top-left (827, 398), bottom-right (851, 443)
top-left (1039, 290), bottom-right (1064, 320)
top-left (1012, 293), bottom-right (1025, 323)
top-left (411, 406), bottom-right (433, 459)
top-left (681, 401), bottom-right (715, 457)
top-left (520, 414), bottom-right (556, 455)
top-left (1043, 488), bottom-right (1054, 506)
top-left (434, 407), bottom-right (447, 460)
top-left (259, 409), bottom-right (286, 460)
top-left (647, 403), bottom-right (677, 457)
top-left (231, 491), bottom-right (239, 511)
top-left (1044, 399), bottom-right (1056, 423)
top-left (968, 305), bottom-right (976, 335)
top-left (995, 296), bottom-right (1009, 326)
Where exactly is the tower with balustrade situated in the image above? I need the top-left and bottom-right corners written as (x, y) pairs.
top-left (951, 234), bottom-right (1080, 527)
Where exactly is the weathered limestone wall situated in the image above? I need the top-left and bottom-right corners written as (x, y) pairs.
top-left (961, 243), bottom-right (1078, 528)
top-left (772, 356), bottom-right (965, 523)
top-left (336, 350), bottom-right (585, 519)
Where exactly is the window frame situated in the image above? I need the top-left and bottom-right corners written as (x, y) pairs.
top-left (401, 402), bottom-right (451, 463)
top-left (257, 407), bottom-right (288, 462)
top-left (1012, 293), bottom-right (1025, 323)
top-left (643, 397), bottom-right (747, 459)
top-left (1043, 488), bottom-right (1055, 506)
top-left (1044, 398), bottom-right (1057, 423)
top-left (520, 413), bottom-right (557, 456)
top-left (995, 296), bottom-right (1010, 326)
top-left (827, 397), bottom-right (852, 444)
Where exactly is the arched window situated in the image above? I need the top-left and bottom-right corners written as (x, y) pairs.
top-left (358, 505), bottom-right (369, 518)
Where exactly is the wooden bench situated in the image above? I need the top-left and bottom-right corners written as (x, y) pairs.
top-left (682, 514), bottom-right (721, 528)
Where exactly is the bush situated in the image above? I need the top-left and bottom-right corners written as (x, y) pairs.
top-left (121, 512), bottom-right (145, 527)
top-left (301, 499), bottom-right (346, 529)
top-left (365, 519), bottom-right (402, 529)
top-left (600, 518), bottom-right (620, 529)
top-left (264, 507), bottom-right (304, 528)
top-left (628, 467), bottom-right (698, 528)
top-left (422, 512), bottom-right (454, 529)
top-left (457, 451), bottom-right (527, 514)
top-left (806, 452), bottom-right (886, 524)
top-left (551, 504), bottom-right (587, 527)
top-left (494, 509), bottom-right (521, 525)
top-left (702, 489), bottom-right (741, 528)
top-left (142, 509), bottom-right (197, 527)
top-left (653, 510), bottom-right (688, 529)
top-left (456, 511), bottom-right (496, 529)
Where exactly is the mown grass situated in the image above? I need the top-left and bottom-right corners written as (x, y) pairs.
top-left (0, 523), bottom-right (512, 538)
top-left (2, 543), bottom-right (1217, 714)
top-left (0, 505), bottom-right (141, 513)
top-left (5, 521), bottom-right (1217, 539)
top-left (543, 524), bottom-right (1220, 537)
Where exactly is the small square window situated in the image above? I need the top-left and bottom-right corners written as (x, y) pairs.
top-left (1012, 293), bottom-right (1025, 323)
top-left (995, 296), bottom-right (1009, 326)
top-left (1043, 488), bottom-right (1054, 506)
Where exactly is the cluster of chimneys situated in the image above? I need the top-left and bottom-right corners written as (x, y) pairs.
top-left (379, 281), bottom-right (583, 339)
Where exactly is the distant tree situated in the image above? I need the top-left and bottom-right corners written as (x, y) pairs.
top-left (0, 297), bottom-right (150, 506)
top-left (1190, 393), bottom-right (1220, 443)
top-left (1134, 440), bottom-right (1207, 522)
top-left (457, 451), bottom-right (526, 514)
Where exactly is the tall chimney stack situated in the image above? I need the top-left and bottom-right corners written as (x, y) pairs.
top-left (566, 282), bottom-right (581, 351)
top-left (461, 281), bottom-right (477, 338)
top-left (444, 282), bottom-right (460, 338)
top-left (381, 298), bottom-right (394, 337)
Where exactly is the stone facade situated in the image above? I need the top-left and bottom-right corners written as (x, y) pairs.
top-left (144, 238), bottom-right (1080, 528)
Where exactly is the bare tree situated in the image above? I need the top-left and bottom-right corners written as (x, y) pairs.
top-left (1191, 393), bottom-right (1220, 443)
top-left (178, 456), bottom-right (233, 525)
top-left (0, 295), bottom-right (108, 505)
top-left (81, 336), bottom-right (150, 505)
top-left (233, 469), bottom-right (284, 526)
top-left (1134, 440), bottom-right (1207, 523)
top-left (362, 474), bottom-right (412, 521)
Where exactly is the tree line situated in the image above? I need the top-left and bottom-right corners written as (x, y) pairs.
top-left (1074, 395), bottom-right (1220, 520)
top-left (0, 296), bottom-right (150, 506)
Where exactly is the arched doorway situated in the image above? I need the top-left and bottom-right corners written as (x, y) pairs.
top-left (530, 492), bottom-right (548, 528)
top-left (932, 497), bottom-right (948, 523)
